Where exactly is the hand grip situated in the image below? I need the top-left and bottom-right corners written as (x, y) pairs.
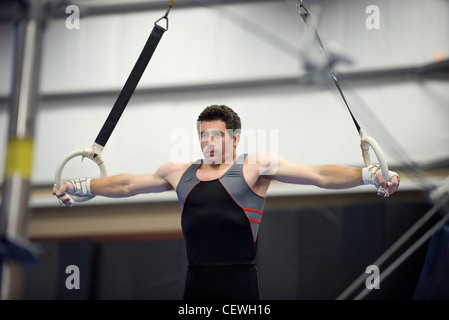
top-left (54, 148), bottom-right (107, 202)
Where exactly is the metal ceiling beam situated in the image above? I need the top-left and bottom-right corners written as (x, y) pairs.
top-left (0, 0), bottom-right (278, 22)
top-left (0, 63), bottom-right (441, 106)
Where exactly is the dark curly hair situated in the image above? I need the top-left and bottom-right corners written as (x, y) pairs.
top-left (197, 104), bottom-right (241, 134)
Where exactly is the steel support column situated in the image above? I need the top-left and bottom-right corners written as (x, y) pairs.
top-left (1, 0), bottom-right (46, 300)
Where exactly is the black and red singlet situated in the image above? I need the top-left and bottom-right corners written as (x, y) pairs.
top-left (176, 154), bottom-right (266, 300)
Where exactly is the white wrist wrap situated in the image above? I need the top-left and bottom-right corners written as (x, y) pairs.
top-left (362, 165), bottom-right (381, 188)
top-left (71, 178), bottom-right (92, 196)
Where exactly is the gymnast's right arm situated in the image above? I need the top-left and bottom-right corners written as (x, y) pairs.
top-left (53, 163), bottom-right (174, 207)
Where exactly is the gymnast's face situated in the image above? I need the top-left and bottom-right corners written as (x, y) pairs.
top-left (199, 120), bottom-right (239, 165)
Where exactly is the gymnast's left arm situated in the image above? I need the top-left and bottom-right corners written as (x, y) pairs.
top-left (262, 154), bottom-right (400, 196)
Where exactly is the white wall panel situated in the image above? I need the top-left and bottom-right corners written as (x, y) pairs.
top-left (37, 3), bottom-right (303, 95)
top-left (2, 0), bottom-right (448, 96)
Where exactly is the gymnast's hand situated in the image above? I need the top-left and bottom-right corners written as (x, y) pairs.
top-left (376, 170), bottom-right (400, 197)
top-left (52, 182), bottom-right (75, 207)
top-left (363, 165), bottom-right (400, 197)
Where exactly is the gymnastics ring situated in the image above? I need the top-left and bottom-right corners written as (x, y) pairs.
top-left (55, 148), bottom-right (107, 202)
top-left (360, 130), bottom-right (390, 183)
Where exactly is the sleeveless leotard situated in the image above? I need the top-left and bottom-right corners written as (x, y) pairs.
top-left (176, 154), bottom-right (265, 300)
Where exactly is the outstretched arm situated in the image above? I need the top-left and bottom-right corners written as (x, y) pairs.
top-left (90, 171), bottom-right (172, 198)
top-left (53, 162), bottom-right (176, 207)
top-left (259, 153), bottom-right (400, 196)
